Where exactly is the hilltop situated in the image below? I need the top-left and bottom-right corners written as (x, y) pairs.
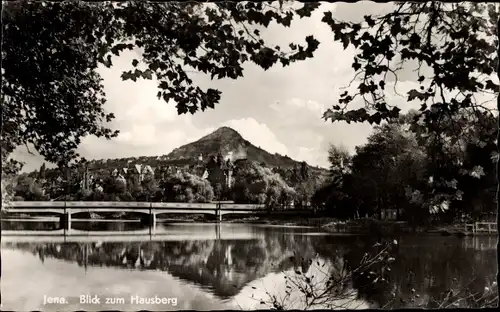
top-left (84, 126), bottom-right (327, 174)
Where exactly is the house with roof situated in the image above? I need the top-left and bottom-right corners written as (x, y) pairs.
top-left (154, 165), bottom-right (167, 181)
top-left (206, 152), bottom-right (234, 189)
top-left (141, 164), bottom-right (154, 181)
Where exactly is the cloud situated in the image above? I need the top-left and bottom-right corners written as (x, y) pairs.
top-left (295, 146), bottom-right (326, 168)
top-left (116, 125), bottom-right (156, 146)
top-left (270, 98), bottom-right (325, 122)
top-left (221, 118), bottom-right (289, 156)
top-left (69, 51), bottom-right (217, 161)
top-left (269, 97), bottom-right (373, 168)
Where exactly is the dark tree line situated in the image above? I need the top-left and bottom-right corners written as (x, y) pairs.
top-left (313, 110), bottom-right (497, 225)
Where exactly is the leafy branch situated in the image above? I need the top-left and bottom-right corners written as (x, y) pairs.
top-left (322, 3), bottom-right (498, 130)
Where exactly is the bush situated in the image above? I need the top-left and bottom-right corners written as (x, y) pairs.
top-left (161, 171), bottom-right (214, 203)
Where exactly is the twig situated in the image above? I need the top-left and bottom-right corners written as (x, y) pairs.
top-left (24, 143), bottom-right (35, 155)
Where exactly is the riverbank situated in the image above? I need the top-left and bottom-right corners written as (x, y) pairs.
top-left (227, 216), bottom-right (481, 237)
top-left (159, 215), bottom-right (471, 236)
top-left (1, 211), bottom-right (475, 236)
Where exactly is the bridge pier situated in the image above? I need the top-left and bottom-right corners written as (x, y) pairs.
top-left (60, 213), bottom-right (72, 232)
top-left (215, 209), bottom-right (222, 222)
top-left (215, 223), bottom-right (221, 240)
top-left (140, 213), bottom-right (156, 232)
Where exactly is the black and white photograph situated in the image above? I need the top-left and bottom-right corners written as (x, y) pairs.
top-left (1, 1), bottom-right (498, 310)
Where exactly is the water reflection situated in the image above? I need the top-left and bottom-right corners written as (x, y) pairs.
top-left (1, 222), bottom-right (497, 310)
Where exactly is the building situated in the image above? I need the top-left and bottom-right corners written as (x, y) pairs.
top-left (206, 152), bottom-right (234, 189)
top-left (123, 164), bottom-right (142, 187)
top-left (381, 208), bottom-right (398, 221)
top-left (80, 164), bottom-right (92, 192)
top-left (154, 165), bottom-right (167, 181)
top-left (141, 165), bottom-right (154, 181)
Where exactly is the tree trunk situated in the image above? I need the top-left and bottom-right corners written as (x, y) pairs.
top-left (378, 194), bottom-right (382, 220)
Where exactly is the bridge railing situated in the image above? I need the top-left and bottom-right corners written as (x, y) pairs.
top-left (5, 201), bottom-right (66, 207)
top-left (464, 222), bottom-right (497, 235)
top-left (4, 201), bottom-right (266, 210)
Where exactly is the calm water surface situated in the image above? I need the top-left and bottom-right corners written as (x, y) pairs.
top-left (1, 221), bottom-right (497, 310)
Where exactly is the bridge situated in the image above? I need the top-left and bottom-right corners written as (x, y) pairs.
top-left (2, 201), bottom-right (267, 232)
top-left (464, 222), bottom-right (498, 236)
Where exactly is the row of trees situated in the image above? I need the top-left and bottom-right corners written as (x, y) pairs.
top-left (9, 160), bottom-right (322, 209)
top-left (314, 109), bottom-right (497, 225)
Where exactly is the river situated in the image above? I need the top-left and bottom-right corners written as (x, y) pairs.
top-left (1, 221), bottom-right (497, 310)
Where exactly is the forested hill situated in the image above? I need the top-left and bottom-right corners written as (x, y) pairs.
top-left (85, 126), bottom-right (327, 174)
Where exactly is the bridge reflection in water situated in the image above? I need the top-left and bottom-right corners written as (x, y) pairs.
top-left (461, 235), bottom-right (497, 251)
top-left (1, 222), bottom-right (258, 284)
top-left (1, 223), bottom-right (264, 242)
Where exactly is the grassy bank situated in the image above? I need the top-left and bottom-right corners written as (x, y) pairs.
top-left (226, 216), bottom-right (471, 237)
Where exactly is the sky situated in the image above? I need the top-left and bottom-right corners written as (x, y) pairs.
top-left (10, 2), bottom-right (497, 173)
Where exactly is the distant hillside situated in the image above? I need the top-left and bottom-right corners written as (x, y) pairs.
top-left (85, 126), bottom-right (327, 175)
